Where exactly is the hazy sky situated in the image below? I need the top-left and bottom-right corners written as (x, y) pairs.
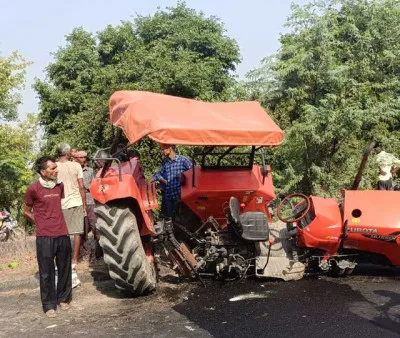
top-left (0, 0), bottom-right (308, 120)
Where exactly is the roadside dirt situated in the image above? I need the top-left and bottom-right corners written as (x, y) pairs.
top-left (0, 238), bottom-right (199, 337)
top-left (0, 236), bottom-right (37, 281)
top-left (0, 269), bottom-right (197, 337)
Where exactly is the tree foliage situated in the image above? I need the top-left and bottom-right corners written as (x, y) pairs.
top-left (34, 2), bottom-right (241, 174)
top-left (247, 0), bottom-right (400, 196)
top-left (0, 49), bottom-right (35, 218)
top-left (0, 51), bottom-right (31, 121)
top-left (0, 114), bottom-right (38, 211)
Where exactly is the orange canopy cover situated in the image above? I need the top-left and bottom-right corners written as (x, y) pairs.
top-left (109, 91), bottom-right (284, 146)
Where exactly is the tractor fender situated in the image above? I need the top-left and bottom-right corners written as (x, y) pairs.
top-left (90, 174), bottom-right (157, 236)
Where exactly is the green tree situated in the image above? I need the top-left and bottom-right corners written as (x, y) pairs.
top-left (34, 2), bottom-right (241, 173)
top-left (0, 51), bottom-right (31, 121)
top-left (0, 114), bottom-right (38, 215)
top-left (0, 49), bottom-right (35, 220)
top-left (247, 0), bottom-right (400, 196)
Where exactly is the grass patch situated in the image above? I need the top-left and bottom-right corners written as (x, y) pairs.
top-left (0, 235), bottom-right (37, 281)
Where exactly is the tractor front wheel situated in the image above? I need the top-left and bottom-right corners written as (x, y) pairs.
top-left (95, 202), bottom-right (156, 296)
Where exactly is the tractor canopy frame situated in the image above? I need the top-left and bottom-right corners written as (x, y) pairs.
top-left (98, 91), bottom-right (284, 190)
top-left (96, 91), bottom-right (284, 180)
top-left (108, 91), bottom-right (284, 147)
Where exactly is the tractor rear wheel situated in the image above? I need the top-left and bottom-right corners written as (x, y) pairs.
top-left (95, 202), bottom-right (156, 296)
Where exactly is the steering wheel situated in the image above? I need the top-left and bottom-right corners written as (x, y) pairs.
top-left (276, 193), bottom-right (311, 223)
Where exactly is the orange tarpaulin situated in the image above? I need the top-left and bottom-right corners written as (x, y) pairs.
top-left (109, 91), bottom-right (284, 146)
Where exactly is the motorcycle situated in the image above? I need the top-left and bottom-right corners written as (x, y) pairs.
top-left (0, 210), bottom-right (24, 241)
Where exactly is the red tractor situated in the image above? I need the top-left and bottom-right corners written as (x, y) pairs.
top-left (90, 91), bottom-right (305, 296)
top-left (276, 141), bottom-right (400, 276)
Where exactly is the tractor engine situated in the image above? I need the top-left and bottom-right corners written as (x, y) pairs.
top-left (169, 198), bottom-right (270, 281)
top-left (193, 227), bottom-right (255, 281)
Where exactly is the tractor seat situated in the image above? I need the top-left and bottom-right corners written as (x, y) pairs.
top-left (229, 197), bottom-right (269, 241)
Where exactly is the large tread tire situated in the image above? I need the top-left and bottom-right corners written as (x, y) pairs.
top-left (95, 203), bottom-right (156, 296)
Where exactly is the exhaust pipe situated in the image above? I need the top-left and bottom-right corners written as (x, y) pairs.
top-left (351, 140), bottom-right (380, 190)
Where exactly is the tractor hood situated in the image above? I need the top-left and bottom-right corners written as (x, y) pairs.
top-left (343, 190), bottom-right (400, 230)
top-left (109, 91), bottom-right (284, 146)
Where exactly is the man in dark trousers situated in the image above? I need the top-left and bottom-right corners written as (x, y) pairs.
top-left (24, 156), bottom-right (72, 318)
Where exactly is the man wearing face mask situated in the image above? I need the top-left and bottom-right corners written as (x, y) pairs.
top-left (24, 156), bottom-right (72, 318)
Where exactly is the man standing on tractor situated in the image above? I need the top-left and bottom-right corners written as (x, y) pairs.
top-left (153, 144), bottom-right (193, 218)
top-left (375, 145), bottom-right (400, 190)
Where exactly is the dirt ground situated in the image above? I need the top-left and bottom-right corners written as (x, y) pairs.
top-left (0, 265), bottom-right (199, 337)
top-left (0, 237), bottom-right (201, 337)
top-left (0, 235), bottom-right (37, 279)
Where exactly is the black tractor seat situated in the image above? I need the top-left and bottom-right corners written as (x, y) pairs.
top-left (229, 197), bottom-right (269, 241)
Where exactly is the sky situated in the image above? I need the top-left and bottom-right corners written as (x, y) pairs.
top-left (0, 0), bottom-right (309, 121)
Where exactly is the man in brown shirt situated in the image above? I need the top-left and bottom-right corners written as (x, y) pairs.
top-left (24, 156), bottom-right (72, 318)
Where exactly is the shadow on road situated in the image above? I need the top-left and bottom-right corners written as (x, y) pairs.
top-left (353, 264), bottom-right (400, 277)
top-left (173, 277), bottom-right (400, 337)
top-left (87, 261), bottom-right (131, 299)
top-left (87, 260), bottom-right (191, 302)
top-left (86, 259), bottom-right (400, 337)
top-left (369, 290), bottom-right (400, 335)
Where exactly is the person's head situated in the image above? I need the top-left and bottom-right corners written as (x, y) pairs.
top-left (94, 149), bottom-right (110, 169)
top-left (160, 143), bottom-right (176, 159)
top-left (73, 150), bottom-right (88, 166)
top-left (57, 143), bottom-right (72, 160)
top-left (35, 156), bottom-right (58, 181)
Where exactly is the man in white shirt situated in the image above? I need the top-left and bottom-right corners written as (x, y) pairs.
top-left (375, 147), bottom-right (400, 190)
top-left (56, 143), bottom-right (87, 287)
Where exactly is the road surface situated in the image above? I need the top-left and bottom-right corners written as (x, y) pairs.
top-left (0, 264), bottom-right (399, 337)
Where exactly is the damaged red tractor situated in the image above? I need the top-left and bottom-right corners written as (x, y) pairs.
top-left (90, 91), bottom-right (307, 296)
top-left (90, 92), bottom-right (400, 296)
top-left (276, 141), bottom-right (400, 276)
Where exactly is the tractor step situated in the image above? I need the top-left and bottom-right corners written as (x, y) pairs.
top-left (255, 220), bottom-right (305, 281)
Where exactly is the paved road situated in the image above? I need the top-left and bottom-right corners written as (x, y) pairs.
top-left (173, 273), bottom-right (400, 337)
top-left (0, 264), bottom-right (399, 337)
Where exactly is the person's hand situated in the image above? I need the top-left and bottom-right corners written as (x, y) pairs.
top-left (160, 178), bottom-right (168, 184)
top-left (83, 208), bottom-right (87, 217)
top-left (379, 168), bottom-right (387, 175)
